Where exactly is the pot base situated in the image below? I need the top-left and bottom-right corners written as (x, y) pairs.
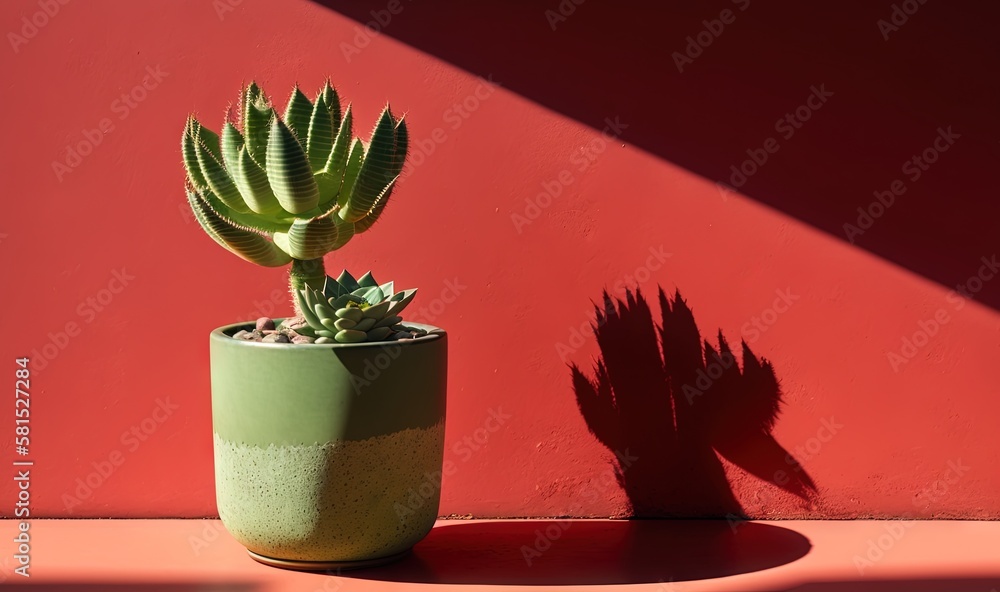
top-left (247, 548), bottom-right (410, 572)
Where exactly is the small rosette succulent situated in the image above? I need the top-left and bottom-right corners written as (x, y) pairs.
top-left (296, 270), bottom-right (424, 343)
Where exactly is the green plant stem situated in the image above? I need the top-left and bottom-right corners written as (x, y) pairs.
top-left (289, 258), bottom-right (326, 317)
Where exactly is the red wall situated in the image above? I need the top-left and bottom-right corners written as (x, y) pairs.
top-left (1, 0), bottom-right (997, 519)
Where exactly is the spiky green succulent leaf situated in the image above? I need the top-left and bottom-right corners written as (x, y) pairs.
top-left (329, 212), bottom-right (356, 249)
top-left (316, 192), bottom-right (343, 217)
top-left (182, 118), bottom-right (224, 189)
top-left (278, 216), bottom-right (340, 260)
top-left (337, 138), bottom-right (365, 210)
top-left (193, 185), bottom-right (286, 235)
top-left (315, 105), bottom-right (355, 206)
top-left (242, 84), bottom-right (272, 166)
top-left (242, 82), bottom-right (263, 120)
top-left (353, 176), bottom-right (396, 233)
top-left (186, 188), bottom-right (290, 267)
top-left (311, 96), bottom-right (347, 203)
top-left (182, 118), bottom-right (210, 189)
top-left (314, 170), bottom-right (339, 205)
top-left (307, 91), bottom-right (335, 172)
top-left (195, 120), bottom-right (222, 161)
top-left (284, 86), bottom-right (313, 144)
top-left (321, 81), bottom-right (342, 137)
top-left (355, 116), bottom-right (406, 233)
top-left (341, 107), bottom-right (397, 222)
top-left (232, 146), bottom-right (282, 215)
top-left (324, 104), bottom-right (353, 180)
top-left (194, 130), bottom-right (249, 214)
top-left (220, 122), bottom-right (243, 173)
top-left (391, 116), bottom-right (409, 177)
top-left (270, 232), bottom-right (288, 254)
top-left (266, 117), bottom-right (320, 214)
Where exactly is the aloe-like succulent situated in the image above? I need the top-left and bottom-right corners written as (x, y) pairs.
top-left (296, 270), bottom-right (423, 343)
top-left (182, 80), bottom-right (408, 312)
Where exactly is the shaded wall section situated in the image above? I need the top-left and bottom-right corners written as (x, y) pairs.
top-left (0, 0), bottom-right (997, 518)
top-left (322, 0), bottom-right (1000, 310)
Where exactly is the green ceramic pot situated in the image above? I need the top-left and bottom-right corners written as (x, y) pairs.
top-left (210, 320), bottom-right (447, 570)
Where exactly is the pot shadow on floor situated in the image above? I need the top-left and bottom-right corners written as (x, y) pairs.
top-left (345, 519), bottom-right (811, 585)
top-left (572, 287), bottom-right (817, 517)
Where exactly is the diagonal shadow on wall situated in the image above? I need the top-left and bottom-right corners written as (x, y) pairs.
top-left (313, 0), bottom-right (1000, 310)
top-left (571, 287), bottom-right (816, 516)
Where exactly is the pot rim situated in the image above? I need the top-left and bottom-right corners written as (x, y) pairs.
top-left (211, 320), bottom-right (445, 349)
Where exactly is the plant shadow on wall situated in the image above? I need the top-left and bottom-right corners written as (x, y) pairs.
top-left (572, 287), bottom-right (817, 517)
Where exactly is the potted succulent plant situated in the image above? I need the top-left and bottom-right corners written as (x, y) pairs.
top-left (181, 80), bottom-right (447, 570)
